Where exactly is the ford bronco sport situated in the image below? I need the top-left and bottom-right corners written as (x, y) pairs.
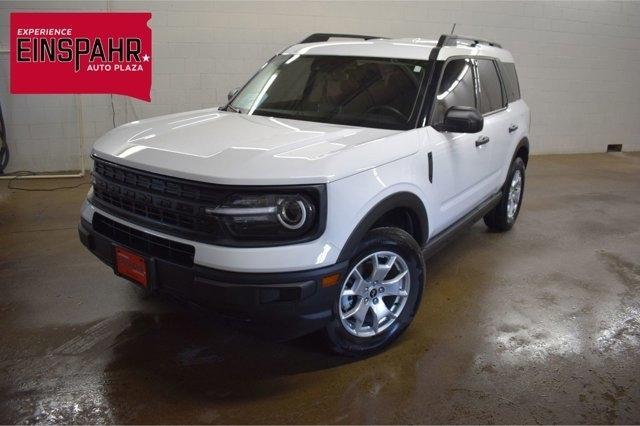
top-left (79, 33), bottom-right (530, 356)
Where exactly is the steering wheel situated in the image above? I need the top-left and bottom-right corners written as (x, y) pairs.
top-left (366, 105), bottom-right (408, 123)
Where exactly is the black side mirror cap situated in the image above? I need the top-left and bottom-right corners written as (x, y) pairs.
top-left (433, 106), bottom-right (484, 133)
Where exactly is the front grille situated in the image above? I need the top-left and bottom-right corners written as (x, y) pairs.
top-left (93, 213), bottom-right (195, 267)
top-left (91, 158), bottom-right (230, 241)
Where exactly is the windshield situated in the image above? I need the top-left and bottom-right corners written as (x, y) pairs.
top-left (227, 55), bottom-right (429, 130)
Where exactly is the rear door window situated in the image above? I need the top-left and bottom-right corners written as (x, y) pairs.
top-left (433, 58), bottom-right (477, 123)
top-left (476, 59), bottom-right (505, 114)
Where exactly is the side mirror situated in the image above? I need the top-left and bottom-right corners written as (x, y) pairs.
top-left (434, 106), bottom-right (483, 133)
top-left (227, 87), bottom-right (240, 101)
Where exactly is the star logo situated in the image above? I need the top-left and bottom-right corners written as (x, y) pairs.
top-left (142, 54), bottom-right (150, 62)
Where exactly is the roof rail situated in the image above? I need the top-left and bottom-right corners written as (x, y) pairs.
top-left (299, 33), bottom-right (387, 44)
top-left (438, 34), bottom-right (502, 48)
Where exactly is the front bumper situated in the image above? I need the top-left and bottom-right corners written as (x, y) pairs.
top-left (79, 217), bottom-right (348, 339)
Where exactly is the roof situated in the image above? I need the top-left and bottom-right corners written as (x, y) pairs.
top-left (282, 37), bottom-right (514, 63)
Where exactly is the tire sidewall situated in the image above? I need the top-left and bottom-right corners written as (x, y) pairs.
top-left (325, 228), bottom-right (424, 356)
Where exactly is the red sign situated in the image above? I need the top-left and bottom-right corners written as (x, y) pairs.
top-left (10, 12), bottom-right (152, 101)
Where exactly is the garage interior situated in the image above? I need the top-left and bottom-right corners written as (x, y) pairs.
top-left (1, 1), bottom-right (640, 424)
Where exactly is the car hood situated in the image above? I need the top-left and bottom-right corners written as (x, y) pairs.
top-left (92, 108), bottom-right (417, 185)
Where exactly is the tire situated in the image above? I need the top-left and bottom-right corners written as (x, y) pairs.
top-left (484, 156), bottom-right (526, 232)
top-left (324, 227), bottom-right (425, 357)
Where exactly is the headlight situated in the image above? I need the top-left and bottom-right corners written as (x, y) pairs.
top-left (208, 192), bottom-right (319, 242)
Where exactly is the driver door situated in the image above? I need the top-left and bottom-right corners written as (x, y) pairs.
top-left (427, 58), bottom-right (494, 232)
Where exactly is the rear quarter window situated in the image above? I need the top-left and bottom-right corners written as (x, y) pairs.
top-left (500, 62), bottom-right (521, 103)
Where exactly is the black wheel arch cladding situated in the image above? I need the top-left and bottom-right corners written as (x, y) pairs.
top-left (337, 192), bottom-right (428, 263)
top-left (513, 137), bottom-right (529, 166)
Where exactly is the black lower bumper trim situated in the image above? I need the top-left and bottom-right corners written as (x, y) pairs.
top-left (79, 218), bottom-right (347, 339)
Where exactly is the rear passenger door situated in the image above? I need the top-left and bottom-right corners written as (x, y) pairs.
top-left (475, 58), bottom-right (511, 191)
top-left (497, 61), bottom-right (527, 181)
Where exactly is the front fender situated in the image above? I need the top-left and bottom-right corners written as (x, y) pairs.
top-left (324, 154), bottom-right (434, 264)
top-left (336, 191), bottom-right (428, 262)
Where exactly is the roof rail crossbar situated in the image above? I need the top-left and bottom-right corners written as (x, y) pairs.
top-left (300, 33), bottom-right (387, 44)
top-left (438, 34), bottom-right (502, 48)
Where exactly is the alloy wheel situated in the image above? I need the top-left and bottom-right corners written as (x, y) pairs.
top-left (507, 169), bottom-right (523, 221)
top-left (339, 251), bottom-right (411, 337)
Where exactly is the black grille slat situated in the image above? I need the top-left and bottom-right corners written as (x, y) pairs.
top-left (92, 158), bottom-right (226, 238)
top-left (93, 213), bottom-right (195, 267)
top-left (93, 159), bottom-right (225, 203)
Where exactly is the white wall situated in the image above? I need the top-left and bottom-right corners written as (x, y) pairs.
top-left (1, 1), bottom-right (640, 173)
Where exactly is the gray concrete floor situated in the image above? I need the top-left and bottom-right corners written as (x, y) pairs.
top-left (1, 153), bottom-right (639, 424)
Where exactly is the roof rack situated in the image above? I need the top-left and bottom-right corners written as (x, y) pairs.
top-left (438, 34), bottom-right (502, 48)
top-left (299, 33), bottom-right (387, 44)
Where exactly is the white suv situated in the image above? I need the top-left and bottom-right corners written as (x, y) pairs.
top-left (79, 33), bottom-right (530, 356)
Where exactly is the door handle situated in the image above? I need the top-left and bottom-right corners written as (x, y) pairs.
top-left (475, 136), bottom-right (490, 147)
top-left (508, 124), bottom-right (519, 133)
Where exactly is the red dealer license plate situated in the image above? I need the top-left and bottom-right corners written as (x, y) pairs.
top-left (115, 246), bottom-right (148, 287)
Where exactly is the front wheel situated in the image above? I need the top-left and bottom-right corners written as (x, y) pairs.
top-left (324, 227), bottom-right (425, 357)
top-left (484, 157), bottom-right (526, 232)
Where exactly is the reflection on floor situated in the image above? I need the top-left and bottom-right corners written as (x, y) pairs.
top-left (1, 153), bottom-right (639, 423)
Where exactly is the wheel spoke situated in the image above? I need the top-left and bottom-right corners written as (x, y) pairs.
top-left (371, 302), bottom-right (395, 332)
top-left (342, 298), bottom-right (365, 319)
top-left (350, 301), bottom-right (369, 332)
top-left (350, 268), bottom-right (367, 295)
top-left (382, 269), bottom-right (409, 296)
top-left (370, 254), bottom-right (396, 283)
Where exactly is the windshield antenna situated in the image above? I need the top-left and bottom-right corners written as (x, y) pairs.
top-left (450, 23), bottom-right (457, 34)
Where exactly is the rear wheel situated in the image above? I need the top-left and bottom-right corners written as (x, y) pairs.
top-left (484, 157), bottom-right (526, 232)
top-left (324, 227), bottom-right (425, 356)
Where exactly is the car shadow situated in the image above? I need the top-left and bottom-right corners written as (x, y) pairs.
top-left (101, 298), bottom-right (354, 405)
